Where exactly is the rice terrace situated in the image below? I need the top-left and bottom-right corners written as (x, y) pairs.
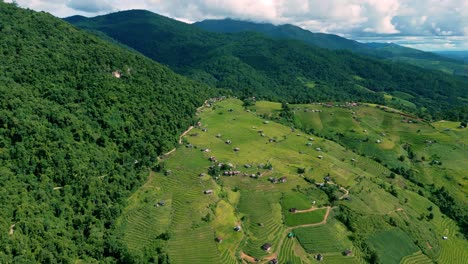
top-left (114, 98), bottom-right (467, 264)
top-left (2, 2), bottom-right (468, 263)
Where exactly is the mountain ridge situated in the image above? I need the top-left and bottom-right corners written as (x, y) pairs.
top-left (65, 10), bottom-right (468, 121)
top-left (193, 18), bottom-right (457, 62)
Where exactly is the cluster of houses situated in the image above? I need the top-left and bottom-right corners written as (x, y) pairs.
top-left (154, 200), bottom-right (165, 207)
top-left (318, 101), bottom-right (360, 108)
top-left (268, 177), bottom-right (287, 184)
top-left (303, 108), bottom-right (323, 113)
top-left (401, 118), bottom-right (417, 124)
top-left (200, 96), bottom-right (226, 110)
top-left (224, 170), bottom-right (241, 176)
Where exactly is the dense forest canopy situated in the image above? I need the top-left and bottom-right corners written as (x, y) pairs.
top-left (194, 18), bottom-right (460, 63)
top-left (66, 10), bottom-right (468, 121)
top-left (0, 2), bottom-right (216, 263)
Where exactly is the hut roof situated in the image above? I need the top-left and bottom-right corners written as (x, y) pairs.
top-left (262, 243), bottom-right (272, 251)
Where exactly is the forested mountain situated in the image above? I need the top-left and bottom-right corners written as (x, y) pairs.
top-left (194, 19), bottom-right (455, 61)
top-left (194, 18), bottom-right (372, 53)
top-left (195, 19), bottom-right (467, 77)
top-left (436, 50), bottom-right (468, 62)
top-left (0, 2), bottom-right (216, 263)
top-left (66, 10), bottom-right (468, 121)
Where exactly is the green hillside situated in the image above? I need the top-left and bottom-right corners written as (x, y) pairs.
top-left (194, 19), bottom-right (467, 78)
top-left (119, 98), bottom-right (467, 263)
top-left (390, 56), bottom-right (468, 77)
top-left (255, 101), bottom-right (468, 238)
top-left (194, 19), bottom-right (456, 62)
top-left (194, 18), bottom-right (373, 53)
top-left (65, 10), bottom-right (468, 121)
top-left (0, 2), bottom-right (216, 263)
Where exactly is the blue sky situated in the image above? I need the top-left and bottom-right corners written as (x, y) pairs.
top-left (7, 0), bottom-right (468, 51)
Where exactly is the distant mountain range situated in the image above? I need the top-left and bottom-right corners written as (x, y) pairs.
top-left (194, 19), bottom-right (467, 77)
top-left (194, 19), bottom-right (447, 60)
top-left (65, 10), bottom-right (467, 120)
top-left (435, 50), bottom-right (468, 62)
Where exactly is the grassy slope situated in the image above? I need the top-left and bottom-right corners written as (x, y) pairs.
top-left (366, 228), bottom-right (419, 264)
top-left (115, 98), bottom-right (467, 263)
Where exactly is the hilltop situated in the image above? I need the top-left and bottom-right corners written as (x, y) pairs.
top-left (65, 10), bottom-right (468, 121)
top-left (0, 2), bottom-right (215, 263)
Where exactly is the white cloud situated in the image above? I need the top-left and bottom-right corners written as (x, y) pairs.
top-left (356, 35), bottom-right (468, 51)
top-left (5, 0), bottom-right (468, 50)
top-left (66, 0), bottom-right (114, 13)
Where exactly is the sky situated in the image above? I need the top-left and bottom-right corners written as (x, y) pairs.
top-left (6, 0), bottom-right (468, 51)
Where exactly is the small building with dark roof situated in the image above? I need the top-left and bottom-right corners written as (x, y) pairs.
top-left (261, 243), bottom-right (272, 251)
top-left (344, 249), bottom-right (352, 256)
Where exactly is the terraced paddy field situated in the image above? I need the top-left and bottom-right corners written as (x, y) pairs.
top-left (292, 217), bottom-right (366, 264)
top-left (401, 251), bottom-right (433, 264)
top-left (115, 98), bottom-right (467, 263)
top-left (366, 228), bottom-right (419, 264)
top-left (284, 208), bottom-right (327, 226)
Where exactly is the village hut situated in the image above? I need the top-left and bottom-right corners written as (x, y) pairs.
top-left (203, 190), bottom-right (213, 194)
top-left (261, 243), bottom-right (272, 252)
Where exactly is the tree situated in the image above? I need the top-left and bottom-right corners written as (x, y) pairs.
top-left (242, 97), bottom-right (256, 107)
